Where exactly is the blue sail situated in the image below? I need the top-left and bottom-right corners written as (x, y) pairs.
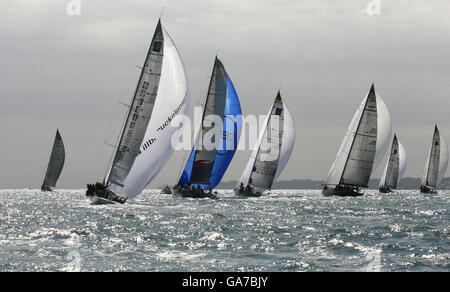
top-left (178, 74), bottom-right (242, 189)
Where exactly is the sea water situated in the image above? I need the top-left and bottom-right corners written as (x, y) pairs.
top-left (0, 189), bottom-right (448, 271)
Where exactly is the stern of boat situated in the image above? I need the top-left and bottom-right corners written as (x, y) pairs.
top-left (86, 183), bottom-right (127, 204)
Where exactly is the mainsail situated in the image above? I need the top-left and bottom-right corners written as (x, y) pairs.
top-left (324, 84), bottom-right (391, 188)
top-left (105, 19), bottom-right (189, 198)
top-left (42, 129), bottom-right (65, 189)
top-left (177, 57), bottom-right (242, 189)
top-left (421, 125), bottom-right (449, 189)
top-left (379, 134), bottom-right (407, 189)
top-left (437, 131), bottom-right (449, 186)
top-left (236, 92), bottom-right (295, 193)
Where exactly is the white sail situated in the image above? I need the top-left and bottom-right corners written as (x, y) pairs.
top-left (398, 140), bottom-right (407, 186)
top-left (109, 25), bottom-right (188, 198)
top-left (373, 94), bottom-right (391, 170)
top-left (421, 146), bottom-right (431, 187)
top-left (324, 85), bottom-right (391, 187)
top-left (379, 135), bottom-right (406, 189)
top-left (236, 93), bottom-right (295, 192)
top-left (324, 96), bottom-right (364, 186)
top-left (274, 101), bottom-right (295, 181)
top-left (237, 109), bottom-right (270, 188)
top-left (437, 132), bottom-right (449, 186)
top-left (379, 135), bottom-right (397, 188)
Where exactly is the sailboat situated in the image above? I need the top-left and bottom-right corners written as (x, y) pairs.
top-left (322, 84), bottom-right (391, 197)
top-left (234, 91), bottom-right (295, 197)
top-left (173, 57), bottom-right (242, 198)
top-left (378, 134), bottom-right (407, 193)
top-left (419, 125), bottom-right (449, 194)
top-left (41, 129), bottom-right (65, 191)
top-left (86, 19), bottom-right (189, 204)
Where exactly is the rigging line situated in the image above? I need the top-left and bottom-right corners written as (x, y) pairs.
top-left (175, 90), bottom-right (208, 182)
top-left (91, 64), bottom-right (140, 183)
top-left (176, 149), bottom-right (190, 184)
top-left (104, 94), bottom-right (133, 183)
top-left (119, 101), bottom-right (131, 108)
top-left (92, 29), bottom-right (151, 183)
top-left (175, 95), bottom-right (202, 183)
top-left (105, 143), bottom-right (119, 149)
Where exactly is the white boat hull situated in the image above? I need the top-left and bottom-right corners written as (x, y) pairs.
top-left (89, 196), bottom-right (116, 205)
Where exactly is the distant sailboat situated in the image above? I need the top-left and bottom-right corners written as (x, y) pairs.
top-left (160, 185), bottom-right (172, 194)
top-left (419, 125), bottom-right (448, 194)
top-left (234, 91), bottom-right (295, 197)
top-left (378, 134), bottom-right (407, 193)
top-left (322, 84), bottom-right (392, 197)
top-left (86, 19), bottom-right (189, 204)
top-left (41, 129), bottom-right (65, 192)
top-left (173, 57), bottom-right (242, 198)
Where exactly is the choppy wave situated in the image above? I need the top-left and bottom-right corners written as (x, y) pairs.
top-left (0, 189), bottom-right (448, 271)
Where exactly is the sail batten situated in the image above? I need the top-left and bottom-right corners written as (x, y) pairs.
top-left (42, 129), bottom-right (65, 188)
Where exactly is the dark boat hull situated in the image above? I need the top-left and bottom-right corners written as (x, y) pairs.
top-left (378, 186), bottom-right (392, 193)
top-left (234, 189), bottom-right (262, 197)
top-left (420, 186), bottom-right (437, 194)
top-left (160, 187), bottom-right (172, 194)
top-left (86, 183), bottom-right (127, 204)
top-left (41, 185), bottom-right (53, 192)
top-left (173, 188), bottom-right (216, 199)
top-left (322, 186), bottom-right (364, 197)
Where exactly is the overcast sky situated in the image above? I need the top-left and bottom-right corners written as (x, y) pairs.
top-left (1, 0), bottom-right (450, 188)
